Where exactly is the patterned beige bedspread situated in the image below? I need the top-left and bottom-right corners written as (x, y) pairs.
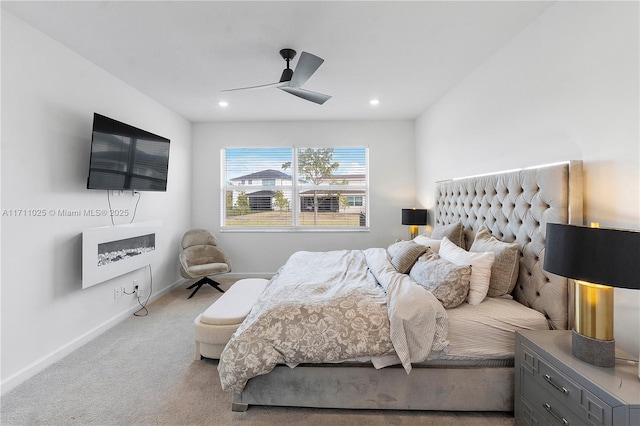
top-left (218, 248), bottom-right (448, 392)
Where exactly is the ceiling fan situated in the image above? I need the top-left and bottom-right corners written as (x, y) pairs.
top-left (222, 49), bottom-right (331, 105)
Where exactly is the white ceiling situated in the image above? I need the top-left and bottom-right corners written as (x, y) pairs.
top-left (2, 1), bottom-right (553, 122)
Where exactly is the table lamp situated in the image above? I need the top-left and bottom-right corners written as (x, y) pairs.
top-left (402, 208), bottom-right (428, 239)
top-left (544, 223), bottom-right (640, 369)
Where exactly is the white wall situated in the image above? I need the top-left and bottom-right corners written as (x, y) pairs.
top-left (415, 1), bottom-right (639, 356)
top-left (192, 120), bottom-right (415, 275)
top-left (1, 12), bottom-right (192, 391)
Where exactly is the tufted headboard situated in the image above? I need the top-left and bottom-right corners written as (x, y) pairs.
top-left (434, 161), bottom-right (583, 330)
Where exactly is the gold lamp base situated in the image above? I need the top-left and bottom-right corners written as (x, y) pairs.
top-left (572, 280), bottom-right (615, 367)
top-left (409, 225), bottom-right (419, 240)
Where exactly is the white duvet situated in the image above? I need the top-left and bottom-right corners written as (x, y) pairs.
top-left (217, 248), bottom-right (448, 392)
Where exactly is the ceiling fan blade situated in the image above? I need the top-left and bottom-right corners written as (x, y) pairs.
top-left (289, 52), bottom-right (325, 88)
top-left (221, 81), bottom-right (287, 92)
top-left (279, 86), bottom-right (331, 105)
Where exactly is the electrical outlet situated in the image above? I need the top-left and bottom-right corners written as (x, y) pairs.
top-left (114, 287), bottom-right (122, 299)
top-left (133, 280), bottom-right (140, 297)
top-left (135, 283), bottom-right (143, 298)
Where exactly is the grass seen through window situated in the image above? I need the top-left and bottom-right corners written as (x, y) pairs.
top-left (225, 211), bottom-right (362, 227)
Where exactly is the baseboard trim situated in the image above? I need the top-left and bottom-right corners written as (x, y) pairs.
top-left (0, 279), bottom-right (184, 395)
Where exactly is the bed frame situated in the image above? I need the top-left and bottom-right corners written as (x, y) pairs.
top-left (231, 161), bottom-right (583, 412)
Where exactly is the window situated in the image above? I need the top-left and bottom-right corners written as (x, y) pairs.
top-left (347, 196), bottom-right (363, 207)
top-left (221, 147), bottom-right (368, 230)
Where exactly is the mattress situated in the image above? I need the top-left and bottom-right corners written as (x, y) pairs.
top-left (366, 297), bottom-right (549, 369)
top-left (412, 296), bottom-right (550, 367)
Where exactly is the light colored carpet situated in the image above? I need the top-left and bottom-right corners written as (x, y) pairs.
top-left (1, 279), bottom-right (515, 425)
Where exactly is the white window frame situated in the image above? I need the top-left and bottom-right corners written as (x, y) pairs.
top-left (347, 195), bottom-right (364, 207)
top-left (220, 147), bottom-right (369, 232)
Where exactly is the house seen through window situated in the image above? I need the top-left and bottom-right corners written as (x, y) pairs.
top-left (221, 147), bottom-right (368, 230)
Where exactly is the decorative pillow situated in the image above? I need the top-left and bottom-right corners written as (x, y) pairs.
top-left (431, 222), bottom-right (464, 248)
top-left (470, 226), bottom-right (520, 297)
top-left (409, 248), bottom-right (471, 308)
top-left (413, 235), bottom-right (442, 253)
top-left (387, 240), bottom-right (427, 274)
top-left (439, 237), bottom-right (495, 305)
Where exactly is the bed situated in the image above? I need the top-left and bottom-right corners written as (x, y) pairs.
top-left (220, 161), bottom-right (584, 412)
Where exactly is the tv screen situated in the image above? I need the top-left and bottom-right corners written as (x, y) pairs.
top-left (87, 113), bottom-right (170, 191)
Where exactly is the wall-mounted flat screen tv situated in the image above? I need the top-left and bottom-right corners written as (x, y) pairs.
top-left (87, 113), bottom-right (170, 191)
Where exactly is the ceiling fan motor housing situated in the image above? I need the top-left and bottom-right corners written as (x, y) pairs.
top-left (280, 68), bottom-right (293, 82)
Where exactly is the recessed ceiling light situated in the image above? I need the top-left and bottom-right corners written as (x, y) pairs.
top-left (369, 99), bottom-right (380, 106)
top-left (218, 101), bottom-right (229, 108)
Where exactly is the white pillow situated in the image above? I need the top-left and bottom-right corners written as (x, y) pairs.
top-left (413, 235), bottom-right (442, 253)
top-left (439, 237), bottom-right (496, 305)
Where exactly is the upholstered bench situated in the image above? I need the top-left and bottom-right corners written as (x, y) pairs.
top-left (193, 278), bottom-right (269, 360)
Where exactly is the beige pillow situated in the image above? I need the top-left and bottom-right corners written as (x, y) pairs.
top-left (431, 222), bottom-right (464, 248)
top-left (470, 226), bottom-right (520, 297)
top-left (387, 240), bottom-right (427, 273)
top-left (439, 237), bottom-right (495, 305)
top-left (409, 249), bottom-right (471, 308)
top-left (413, 235), bottom-right (442, 253)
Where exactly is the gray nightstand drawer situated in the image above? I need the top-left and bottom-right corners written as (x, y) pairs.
top-left (523, 373), bottom-right (584, 426)
top-left (536, 355), bottom-right (582, 408)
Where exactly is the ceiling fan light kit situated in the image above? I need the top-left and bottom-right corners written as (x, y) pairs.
top-left (223, 48), bottom-right (331, 105)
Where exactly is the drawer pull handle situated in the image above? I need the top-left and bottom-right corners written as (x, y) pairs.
top-left (544, 374), bottom-right (568, 394)
top-left (543, 403), bottom-right (569, 426)
top-left (544, 403), bottom-right (569, 426)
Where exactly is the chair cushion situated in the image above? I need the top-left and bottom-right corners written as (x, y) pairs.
top-left (200, 278), bottom-right (269, 325)
top-left (189, 262), bottom-right (231, 276)
top-left (182, 245), bottom-right (223, 266)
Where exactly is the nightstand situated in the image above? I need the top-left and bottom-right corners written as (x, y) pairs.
top-left (515, 330), bottom-right (640, 426)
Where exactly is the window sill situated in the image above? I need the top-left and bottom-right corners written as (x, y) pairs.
top-left (221, 227), bottom-right (370, 233)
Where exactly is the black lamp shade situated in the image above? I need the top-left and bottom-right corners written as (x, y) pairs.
top-left (544, 223), bottom-right (640, 290)
top-left (402, 209), bottom-right (428, 226)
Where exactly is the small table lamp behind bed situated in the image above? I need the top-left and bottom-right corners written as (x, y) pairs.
top-left (402, 208), bottom-right (428, 240)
